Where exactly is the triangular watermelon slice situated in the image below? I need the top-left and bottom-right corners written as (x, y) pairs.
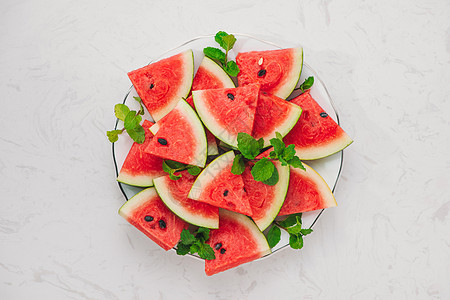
top-left (118, 187), bottom-right (188, 251)
top-left (144, 99), bottom-right (207, 167)
top-left (236, 47), bottom-right (303, 99)
top-left (153, 170), bottom-right (219, 229)
top-left (117, 120), bottom-right (166, 187)
top-left (278, 163), bottom-right (337, 216)
top-left (283, 91), bottom-right (353, 160)
top-left (128, 50), bottom-right (194, 122)
top-left (188, 151), bottom-right (252, 216)
top-left (192, 84), bottom-right (259, 148)
top-left (205, 209), bottom-right (271, 276)
top-left (252, 91), bottom-right (302, 147)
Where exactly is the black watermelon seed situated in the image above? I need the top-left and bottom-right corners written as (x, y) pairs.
top-left (214, 243), bottom-right (222, 250)
top-left (157, 138), bottom-right (168, 145)
top-left (258, 69), bottom-right (267, 77)
top-left (144, 215), bottom-right (154, 222)
top-left (227, 93), bottom-right (235, 100)
top-left (223, 190), bottom-right (229, 197)
top-left (158, 220), bottom-right (166, 229)
top-left (220, 248), bottom-right (226, 254)
top-left (149, 83), bottom-right (155, 89)
top-left (320, 112), bottom-right (328, 118)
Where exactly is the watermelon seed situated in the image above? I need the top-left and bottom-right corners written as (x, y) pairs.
top-left (158, 138), bottom-right (168, 145)
top-left (258, 69), bottom-right (267, 77)
top-left (158, 220), bottom-right (166, 229)
top-left (320, 112), bottom-right (328, 118)
top-left (149, 83), bottom-right (155, 89)
top-left (214, 243), bottom-right (222, 250)
top-left (220, 248), bottom-right (226, 254)
top-left (144, 215), bottom-right (154, 222)
top-left (223, 190), bottom-right (229, 196)
top-left (258, 57), bottom-right (263, 65)
top-left (227, 93), bottom-right (235, 100)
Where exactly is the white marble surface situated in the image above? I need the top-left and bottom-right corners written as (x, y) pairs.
top-left (1, 0), bottom-right (449, 299)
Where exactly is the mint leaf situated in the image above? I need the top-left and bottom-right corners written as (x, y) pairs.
top-left (222, 34), bottom-right (236, 51)
top-left (196, 227), bottom-right (210, 242)
top-left (299, 76), bottom-right (314, 92)
top-left (187, 166), bottom-right (201, 176)
top-left (127, 126), bottom-right (145, 144)
top-left (165, 160), bottom-right (186, 170)
top-left (282, 144), bottom-right (296, 161)
top-left (114, 104), bottom-right (130, 121)
top-left (275, 132), bottom-right (283, 141)
top-left (176, 242), bottom-right (191, 255)
top-left (262, 166), bottom-right (279, 186)
top-left (215, 31), bottom-right (229, 48)
top-left (279, 213), bottom-right (302, 228)
top-left (287, 156), bottom-right (306, 170)
top-left (107, 130), bottom-right (122, 143)
top-left (169, 169), bottom-right (181, 181)
top-left (124, 110), bottom-right (142, 130)
top-left (266, 225), bottom-right (281, 248)
top-left (289, 234), bottom-right (304, 249)
top-left (162, 160), bottom-right (172, 173)
top-left (203, 47), bottom-right (226, 64)
top-left (269, 151), bottom-right (277, 159)
top-left (270, 137), bottom-right (285, 156)
top-left (133, 96), bottom-right (145, 115)
top-left (300, 229), bottom-right (313, 236)
top-left (287, 225), bottom-right (303, 235)
top-left (237, 132), bottom-right (263, 160)
top-left (231, 154), bottom-right (245, 175)
top-left (180, 229), bottom-right (196, 245)
top-left (224, 60), bottom-right (239, 77)
top-left (198, 243), bottom-right (216, 260)
top-left (189, 243), bottom-right (200, 254)
top-left (251, 158), bottom-right (275, 182)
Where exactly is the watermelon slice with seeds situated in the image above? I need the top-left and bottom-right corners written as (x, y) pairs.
top-left (252, 91), bottom-right (302, 147)
top-left (128, 50), bottom-right (194, 122)
top-left (144, 99), bottom-right (207, 167)
top-left (117, 120), bottom-right (166, 187)
top-left (192, 84), bottom-right (259, 148)
top-left (119, 187), bottom-right (188, 251)
top-left (205, 209), bottom-right (271, 276)
top-left (153, 170), bottom-right (219, 229)
top-left (283, 91), bottom-right (353, 160)
top-left (236, 47), bottom-right (303, 99)
top-left (188, 151), bottom-right (252, 216)
top-left (278, 163), bottom-right (337, 216)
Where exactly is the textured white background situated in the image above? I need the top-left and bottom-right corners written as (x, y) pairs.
top-left (1, 0), bottom-right (449, 299)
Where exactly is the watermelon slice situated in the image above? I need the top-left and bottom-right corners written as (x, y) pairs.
top-left (283, 91), bottom-right (353, 160)
top-left (192, 84), bottom-right (259, 148)
top-left (252, 91), bottom-right (302, 147)
top-left (236, 47), bottom-right (303, 99)
top-left (205, 209), bottom-right (271, 276)
top-left (188, 151), bottom-right (252, 216)
top-left (117, 120), bottom-right (166, 187)
top-left (145, 99), bottom-right (207, 167)
top-left (153, 170), bottom-right (219, 228)
top-left (242, 160), bottom-right (290, 231)
top-left (128, 50), bottom-right (194, 121)
top-left (118, 187), bottom-right (188, 250)
top-left (278, 163), bottom-right (337, 216)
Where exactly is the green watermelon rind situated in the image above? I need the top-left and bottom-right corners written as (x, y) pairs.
top-left (278, 47), bottom-right (304, 100)
top-left (118, 187), bottom-right (156, 218)
top-left (116, 172), bottom-right (156, 188)
top-left (296, 134), bottom-right (353, 160)
top-left (199, 56), bottom-right (236, 89)
top-left (153, 176), bottom-right (219, 229)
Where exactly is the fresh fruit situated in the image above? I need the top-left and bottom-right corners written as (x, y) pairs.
top-left (153, 170), bottom-right (219, 229)
top-left (205, 209), bottom-right (271, 276)
top-left (128, 50), bottom-right (194, 122)
top-left (188, 151), bottom-right (252, 216)
top-left (118, 187), bottom-right (188, 250)
top-left (236, 47), bottom-right (303, 99)
top-left (116, 120), bottom-right (166, 187)
top-left (144, 99), bottom-right (207, 167)
top-left (192, 84), bottom-right (259, 148)
top-left (278, 163), bottom-right (337, 216)
top-left (242, 160), bottom-right (290, 231)
top-left (283, 90), bottom-right (353, 160)
top-left (252, 91), bottom-right (302, 147)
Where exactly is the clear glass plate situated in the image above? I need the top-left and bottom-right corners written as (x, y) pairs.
top-left (112, 34), bottom-right (345, 257)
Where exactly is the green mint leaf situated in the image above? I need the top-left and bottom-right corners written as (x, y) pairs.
top-left (257, 138), bottom-right (264, 149)
top-left (165, 160), bottom-right (187, 170)
top-left (187, 166), bottom-right (201, 176)
top-left (180, 229), bottom-right (196, 245)
top-left (203, 47), bottom-right (226, 64)
top-left (296, 215), bottom-right (302, 226)
top-left (262, 166), bottom-right (279, 186)
top-left (299, 76), bottom-right (314, 92)
top-left (214, 31), bottom-right (229, 49)
top-left (287, 156), bottom-right (306, 170)
top-left (114, 104), bottom-right (130, 121)
top-left (237, 132), bottom-right (263, 160)
top-left (176, 242), bottom-right (191, 255)
top-left (231, 154), bottom-right (245, 175)
top-left (282, 144), bottom-right (296, 161)
top-left (127, 125), bottom-right (145, 144)
top-left (133, 96), bottom-right (145, 115)
top-left (275, 132), bottom-right (283, 141)
top-left (266, 225), bottom-right (281, 248)
top-left (269, 151), bottom-right (277, 159)
top-left (162, 160), bottom-right (172, 173)
top-left (279, 213), bottom-right (302, 228)
top-left (270, 138), bottom-right (285, 157)
top-left (222, 34), bottom-right (236, 51)
top-left (189, 243), bottom-right (200, 254)
top-left (124, 110), bottom-right (142, 130)
top-left (169, 171), bottom-right (182, 181)
top-left (224, 60), bottom-right (239, 77)
top-left (289, 234), bottom-right (304, 249)
top-left (195, 227), bottom-right (210, 242)
top-left (107, 130), bottom-right (122, 143)
top-left (300, 229), bottom-right (313, 236)
top-left (287, 225), bottom-right (302, 235)
top-left (251, 157), bottom-right (275, 182)
top-left (198, 243), bottom-right (216, 260)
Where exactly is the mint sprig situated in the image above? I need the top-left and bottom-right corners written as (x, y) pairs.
top-left (162, 160), bottom-right (202, 181)
top-left (295, 76), bottom-right (314, 93)
top-left (203, 31), bottom-right (240, 77)
top-left (176, 228), bottom-right (216, 260)
top-left (265, 213), bottom-right (313, 250)
top-left (107, 96), bottom-right (146, 144)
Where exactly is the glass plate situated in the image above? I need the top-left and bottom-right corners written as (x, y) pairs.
top-left (112, 33), bottom-right (345, 257)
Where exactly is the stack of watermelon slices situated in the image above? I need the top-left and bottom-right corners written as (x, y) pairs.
top-left (116, 44), bottom-right (352, 276)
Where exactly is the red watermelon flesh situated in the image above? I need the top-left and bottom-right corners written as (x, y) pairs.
top-left (153, 170), bottom-right (219, 228)
top-left (128, 50), bottom-right (194, 122)
top-left (236, 47), bottom-right (303, 99)
top-left (118, 187), bottom-right (188, 251)
top-left (205, 209), bottom-right (271, 276)
top-left (252, 91), bottom-right (302, 147)
top-left (117, 120), bottom-right (166, 187)
top-left (278, 163), bottom-right (337, 216)
top-left (283, 91), bottom-right (353, 160)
